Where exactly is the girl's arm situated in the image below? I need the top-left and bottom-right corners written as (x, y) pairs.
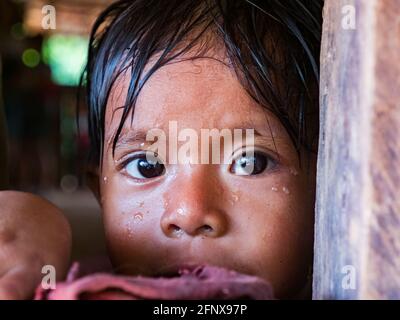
top-left (0, 191), bottom-right (71, 299)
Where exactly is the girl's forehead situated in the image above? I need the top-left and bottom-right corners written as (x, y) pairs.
top-left (104, 58), bottom-right (289, 142)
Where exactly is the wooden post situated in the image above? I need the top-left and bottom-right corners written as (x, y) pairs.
top-left (313, 0), bottom-right (400, 299)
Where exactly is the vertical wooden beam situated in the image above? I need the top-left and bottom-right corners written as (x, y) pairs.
top-left (313, 0), bottom-right (400, 299)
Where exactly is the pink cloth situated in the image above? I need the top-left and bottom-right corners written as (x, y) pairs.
top-left (35, 262), bottom-right (274, 300)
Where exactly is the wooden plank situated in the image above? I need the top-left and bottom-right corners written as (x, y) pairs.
top-left (313, 0), bottom-right (400, 299)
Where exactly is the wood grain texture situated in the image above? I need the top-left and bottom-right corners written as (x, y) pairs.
top-left (313, 0), bottom-right (400, 299)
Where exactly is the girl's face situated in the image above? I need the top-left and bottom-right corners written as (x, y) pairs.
top-left (99, 57), bottom-right (316, 298)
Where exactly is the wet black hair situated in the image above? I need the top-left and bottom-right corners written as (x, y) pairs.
top-left (82, 0), bottom-right (323, 166)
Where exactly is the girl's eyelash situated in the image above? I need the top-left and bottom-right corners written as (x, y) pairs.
top-left (228, 147), bottom-right (282, 177)
top-left (116, 153), bottom-right (145, 171)
top-left (231, 147), bottom-right (280, 164)
top-left (117, 152), bottom-right (165, 170)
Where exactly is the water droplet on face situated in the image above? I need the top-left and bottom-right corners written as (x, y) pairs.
top-left (289, 167), bottom-right (299, 176)
top-left (134, 212), bottom-right (143, 223)
top-left (232, 193), bottom-right (239, 202)
top-left (271, 186), bottom-right (278, 192)
top-left (163, 200), bottom-right (169, 209)
top-left (103, 176), bottom-right (108, 183)
top-left (177, 208), bottom-right (184, 215)
top-left (126, 225), bottom-right (134, 238)
top-left (163, 193), bottom-right (171, 209)
top-left (139, 142), bottom-right (146, 148)
top-left (282, 186), bottom-right (290, 194)
top-left (173, 227), bottom-right (184, 238)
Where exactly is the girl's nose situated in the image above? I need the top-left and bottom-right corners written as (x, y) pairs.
top-left (160, 166), bottom-right (228, 238)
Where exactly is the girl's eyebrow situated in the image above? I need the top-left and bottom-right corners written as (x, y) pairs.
top-left (112, 125), bottom-right (281, 149)
top-left (111, 130), bottom-right (149, 150)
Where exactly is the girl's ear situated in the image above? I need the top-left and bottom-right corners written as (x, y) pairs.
top-left (86, 164), bottom-right (101, 204)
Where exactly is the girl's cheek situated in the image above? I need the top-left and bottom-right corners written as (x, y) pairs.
top-left (101, 173), bottom-right (163, 241)
top-left (228, 168), bottom-right (311, 231)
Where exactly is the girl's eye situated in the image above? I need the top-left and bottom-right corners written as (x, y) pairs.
top-left (230, 151), bottom-right (276, 176)
top-left (125, 153), bottom-right (165, 179)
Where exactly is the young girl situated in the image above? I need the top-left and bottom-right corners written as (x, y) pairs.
top-left (84, 0), bottom-right (321, 299)
top-left (1, 0), bottom-right (322, 299)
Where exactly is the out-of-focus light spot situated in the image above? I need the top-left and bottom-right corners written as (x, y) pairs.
top-left (60, 174), bottom-right (79, 193)
top-left (10, 22), bottom-right (25, 40)
top-left (42, 35), bottom-right (88, 86)
top-left (22, 48), bottom-right (41, 68)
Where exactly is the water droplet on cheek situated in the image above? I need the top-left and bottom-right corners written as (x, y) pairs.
top-left (103, 176), bottom-right (108, 183)
top-left (282, 186), bottom-right (290, 194)
top-left (177, 208), bottom-right (184, 215)
top-left (271, 186), bottom-right (278, 192)
top-left (229, 191), bottom-right (240, 205)
top-left (134, 212), bottom-right (143, 223)
top-left (126, 224), bottom-right (134, 238)
top-left (289, 167), bottom-right (299, 176)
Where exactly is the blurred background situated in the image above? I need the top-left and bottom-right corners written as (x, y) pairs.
top-left (0, 0), bottom-right (115, 259)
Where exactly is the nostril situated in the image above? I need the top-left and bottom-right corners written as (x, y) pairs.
top-left (168, 224), bottom-right (181, 232)
top-left (168, 224), bottom-right (183, 237)
top-left (198, 225), bottom-right (214, 234)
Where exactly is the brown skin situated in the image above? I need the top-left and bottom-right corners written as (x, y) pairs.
top-left (95, 57), bottom-right (316, 299)
top-left (0, 191), bottom-right (71, 300)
